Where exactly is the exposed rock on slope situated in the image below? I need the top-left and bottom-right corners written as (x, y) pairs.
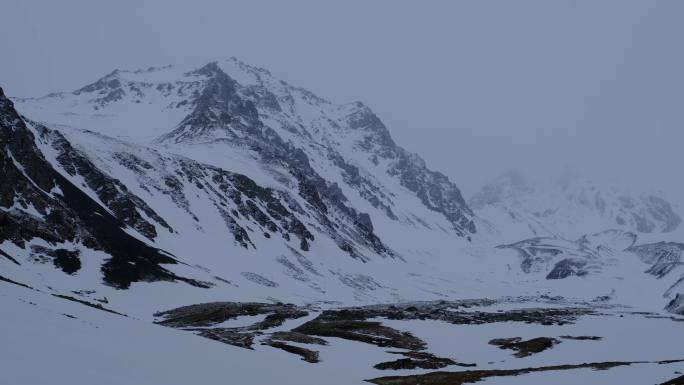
top-left (15, 59), bottom-right (475, 243)
top-left (497, 229), bottom-right (637, 279)
top-left (627, 242), bottom-right (684, 278)
top-left (0, 87), bottom-right (204, 289)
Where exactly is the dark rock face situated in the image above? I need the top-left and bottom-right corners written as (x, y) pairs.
top-left (559, 335), bottom-right (602, 341)
top-left (261, 340), bottom-right (320, 363)
top-left (293, 316), bottom-right (426, 350)
top-left (154, 301), bottom-right (308, 329)
top-left (666, 294), bottom-right (684, 315)
top-left (388, 151), bottom-right (475, 236)
top-left (161, 62), bottom-right (260, 143)
top-left (155, 64), bottom-right (398, 260)
top-left (111, 144), bottom-right (317, 253)
top-left (0, 87), bottom-right (206, 289)
top-left (300, 301), bottom-right (592, 327)
top-left (36, 126), bottom-right (173, 240)
top-left (30, 246), bottom-right (81, 275)
top-left (74, 70), bottom-right (126, 107)
top-left (267, 331), bottom-right (328, 346)
top-left (234, 62), bottom-right (475, 237)
top-left (546, 259), bottom-right (588, 279)
top-left (0, 248), bottom-right (20, 265)
top-left (338, 102), bottom-right (475, 235)
top-left (346, 102), bottom-right (396, 152)
top-left (196, 329), bottom-right (256, 349)
top-left (154, 301), bottom-right (310, 350)
top-left (290, 305), bottom-right (471, 351)
top-left (155, 62), bottom-right (473, 258)
top-left (628, 242), bottom-right (684, 278)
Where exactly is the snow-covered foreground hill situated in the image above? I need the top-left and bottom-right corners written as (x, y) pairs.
top-left (2, 58), bottom-right (684, 384)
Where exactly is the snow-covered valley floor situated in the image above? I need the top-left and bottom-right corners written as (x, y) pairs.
top-left (3, 278), bottom-right (683, 385)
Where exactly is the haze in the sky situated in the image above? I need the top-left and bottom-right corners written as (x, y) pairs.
top-left (2, 0), bottom-right (683, 199)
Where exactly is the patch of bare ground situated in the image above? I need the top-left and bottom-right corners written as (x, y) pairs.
top-left (560, 335), bottom-right (602, 341)
top-left (366, 359), bottom-right (684, 385)
top-left (293, 316), bottom-right (425, 350)
top-left (374, 351), bottom-right (475, 370)
top-left (261, 340), bottom-right (320, 363)
top-left (489, 337), bottom-right (560, 357)
top-left (154, 301), bottom-right (309, 349)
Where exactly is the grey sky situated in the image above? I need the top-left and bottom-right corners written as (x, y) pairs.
top-left (2, 0), bottom-right (683, 198)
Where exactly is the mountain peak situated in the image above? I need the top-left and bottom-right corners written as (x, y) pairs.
top-left (159, 62), bottom-right (258, 144)
top-left (13, 57), bottom-right (476, 238)
top-left (189, 61), bottom-right (223, 77)
top-left (225, 56), bottom-right (272, 77)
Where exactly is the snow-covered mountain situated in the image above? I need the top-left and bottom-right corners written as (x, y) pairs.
top-left (4, 56), bottom-right (684, 314)
top-left (3, 58), bottom-right (684, 385)
top-left (470, 170), bottom-right (684, 317)
top-left (3, 58), bottom-right (488, 316)
top-left (471, 169), bottom-right (681, 242)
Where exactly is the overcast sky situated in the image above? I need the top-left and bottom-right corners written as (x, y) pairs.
top-left (2, 0), bottom-right (683, 198)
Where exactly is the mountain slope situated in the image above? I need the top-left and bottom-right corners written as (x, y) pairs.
top-left (15, 58), bottom-right (475, 242)
top-left (0, 87), bottom-right (214, 290)
top-left (3, 59), bottom-right (487, 316)
top-left (472, 170), bottom-right (684, 314)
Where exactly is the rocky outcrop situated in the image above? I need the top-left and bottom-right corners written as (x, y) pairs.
top-left (546, 259), bottom-right (588, 279)
top-left (154, 301), bottom-right (308, 329)
top-left (388, 150), bottom-right (475, 236)
top-left (159, 62), bottom-right (260, 143)
top-left (35, 124), bottom-right (173, 240)
top-left (497, 230), bottom-right (637, 278)
top-left (627, 242), bottom-right (684, 278)
top-left (374, 351), bottom-right (464, 370)
top-left (153, 63), bottom-right (398, 260)
top-left (489, 337), bottom-right (561, 357)
top-left (154, 301), bottom-right (310, 349)
top-left (293, 314), bottom-right (426, 350)
top-left (665, 294), bottom-right (684, 315)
